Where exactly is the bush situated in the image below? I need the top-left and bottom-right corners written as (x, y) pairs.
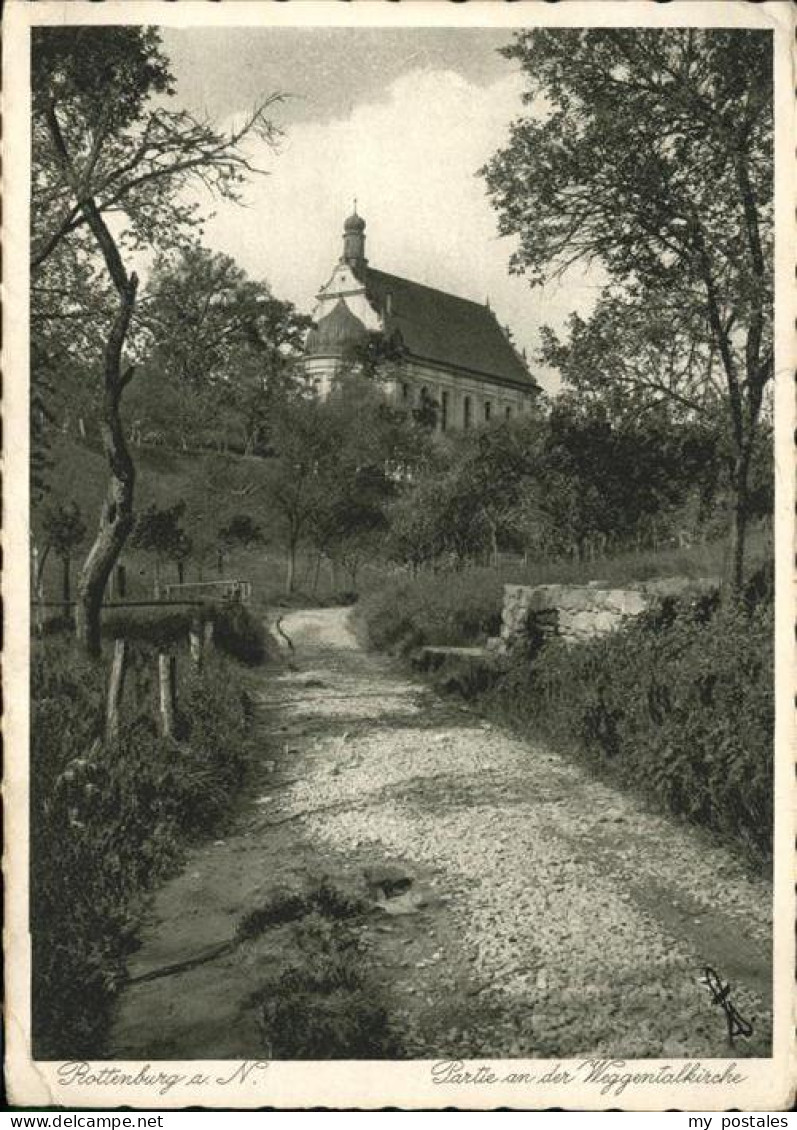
top-left (213, 601), bottom-right (268, 665)
top-left (30, 636), bottom-right (253, 1057)
top-left (103, 600), bottom-right (269, 667)
top-left (357, 567), bottom-right (504, 653)
top-left (487, 596), bottom-right (773, 862)
top-left (252, 910), bottom-right (397, 1059)
top-left (103, 605), bottom-right (198, 647)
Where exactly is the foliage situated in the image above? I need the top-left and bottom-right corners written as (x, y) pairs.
top-left (41, 498), bottom-right (87, 552)
top-left (30, 636), bottom-right (253, 1057)
top-left (356, 568), bottom-right (504, 653)
top-left (263, 374), bottom-right (432, 593)
top-left (134, 245), bottom-right (312, 454)
top-left (248, 881), bottom-right (397, 1059)
top-left (102, 605), bottom-right (202, 648)
top-left (130, 500), bottom-right (190, 592)
top-left (213, 602), bottom-right (269, 666)
top-left (219, 514), bottom-right (264, 552)
top-left (39, 499), bottom-right (88, 603)
top-left (491, 597), bottom-right (773, 861)
top-left (102, 600), bottom-right (268, 666)
top-left (385, 410), bottom-right (737, 570)
top-left (178, 453), bottom-right (274, 572)
top-left (482, 28), bottom-right (773, 587)
top-left (31, 25), bottom-right (283, 652)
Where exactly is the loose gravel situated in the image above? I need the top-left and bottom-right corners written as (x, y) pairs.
top-left (258, 607), bottom-right (772, 1058)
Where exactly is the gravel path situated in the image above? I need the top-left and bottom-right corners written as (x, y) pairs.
top-left (256, 607), bottom-right (772, 1058)
top-left (111, 605), bottom-right (772, 1060)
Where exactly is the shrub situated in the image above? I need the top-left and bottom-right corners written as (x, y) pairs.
top-left (103, 600), bottom-right (269, 666)
top-left (487, 595), bottom-right (774, 862)
top-left (30, 635), bottom-right (253, 1057)
top-left (357, 567), bottom-right (504, 653)
top-left (103, 605), bottom-right (198, 647)
top-left (252, 911), bottom-right (397, 1059)
top-left (213, 602), bottom-right (268, 665)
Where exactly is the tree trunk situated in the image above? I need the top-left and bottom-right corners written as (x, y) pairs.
top-left (286, 539), bottom-right (297, 594)
top-left (177, 560), bottom-right (185, 585)
top-left (62, 553), bottom-right (71, 611)
top-left (106, 638), bottom-right (127, 745)
top-left (727, 452), bottom-right (752, 594)
top-left (158, 652), bottom-right (177, 739)
top-left (75, 275), bottom-right (138, 657)
top-left (311, 552), bottom-right (322, 596)
top-left (189, 618), bottom-right (203, 670)
top-left (32, 541), bottom-right (50, 635)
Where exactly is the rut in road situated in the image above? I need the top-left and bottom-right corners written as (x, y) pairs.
top-left (110, 606), bottom-right (772, 1060)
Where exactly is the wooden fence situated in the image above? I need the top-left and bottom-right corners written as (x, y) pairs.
top-left (162, 579), bottom-right (251, 604)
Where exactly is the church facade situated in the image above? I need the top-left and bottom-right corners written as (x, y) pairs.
top-left (304, 211), bottom-right (538, 430)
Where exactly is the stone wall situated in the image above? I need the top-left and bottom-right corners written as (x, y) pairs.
top-left (495, 577), bottom-right (718, 650)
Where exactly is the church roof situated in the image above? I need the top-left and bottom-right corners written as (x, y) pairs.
top-left (365, 268), bottom-right (535, 388)
top-left (306, 297), bottom-right (368, 356)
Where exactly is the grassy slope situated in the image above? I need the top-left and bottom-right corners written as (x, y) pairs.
top-left (35, 438), bottom-right (350, 609)
top-left (37, 435), bottom-right (772, 612)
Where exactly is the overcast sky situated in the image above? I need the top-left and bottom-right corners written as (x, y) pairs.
top-left (160, 27), bottom-right (600, 393)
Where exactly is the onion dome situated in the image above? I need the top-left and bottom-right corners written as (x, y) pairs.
top-left (306, 298), bottom-right (368, 356)
top-left (344, 209), bottom-right (366, 234)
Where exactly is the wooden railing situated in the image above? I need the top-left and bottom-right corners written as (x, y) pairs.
top-left (162, 579), bottom-right (251, 604)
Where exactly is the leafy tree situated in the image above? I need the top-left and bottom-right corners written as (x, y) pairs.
top-left (386, 416), bottom-right (543, 570)
top-left (140, 245), bottom-right (312, 453)
top-left (217, 513), bottom-right (264, 576)
top-left (482, 28), bottom-right (772, 588)
top-left (40, 501), bottom-right (87, 610)
top-left (171, 528), bottom-right (193, 586)
top-left (32, 26), bottom-right (282, 652)
top-left (264, 393), bottom-right (336, 594)
top-left (130, 501), bottom-right (188, 598)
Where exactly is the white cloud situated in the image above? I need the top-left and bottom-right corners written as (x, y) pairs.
top-left (196, 67), bottom-right (598, 394)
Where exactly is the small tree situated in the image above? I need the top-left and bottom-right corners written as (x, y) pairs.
top-left (217, 513), bottom-right (264, 576)
top-left (171, 529), bottom-right (193, 585)
top-left (41, 501), bottom-right (87, 611)
top-left (130, 501), bottom-right (188, 598)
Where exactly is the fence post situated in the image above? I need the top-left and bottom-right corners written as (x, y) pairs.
top-left (189, 616), bottom-right (203, 670)
top-left (106, 638), bottom-right (127, 744)
top-left (158, 652), bottom-right (177, 739)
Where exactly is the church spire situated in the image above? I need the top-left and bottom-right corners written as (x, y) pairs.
top-left (342, 203), bottom-right (367, 279)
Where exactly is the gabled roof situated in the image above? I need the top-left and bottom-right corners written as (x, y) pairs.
top-left (365, 268), bottom-right (535, 389)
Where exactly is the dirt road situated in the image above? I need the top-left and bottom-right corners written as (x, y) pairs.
top-left (110, 606), bottom-right (772, 1059)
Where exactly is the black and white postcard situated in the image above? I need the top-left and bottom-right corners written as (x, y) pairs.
top-left (4, 0), bottom-right (795, 1111)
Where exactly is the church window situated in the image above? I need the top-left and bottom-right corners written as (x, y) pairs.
top-left (463, 396), bottom-right (472, 429)
top-left (441, 390), bottom-right (449, 432)
top-left (401, 382), bottom-right (410, 402)
top-left (484, 400), bottom-right (492, 422)
top-left (505, 406), bottom-right (512, 419)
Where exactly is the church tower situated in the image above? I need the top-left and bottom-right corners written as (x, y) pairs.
top-left (341, 207), bottom-right (367, 279)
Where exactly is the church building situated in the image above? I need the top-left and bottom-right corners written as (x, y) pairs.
top-left (304, 210), bottom-right (538, 430)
